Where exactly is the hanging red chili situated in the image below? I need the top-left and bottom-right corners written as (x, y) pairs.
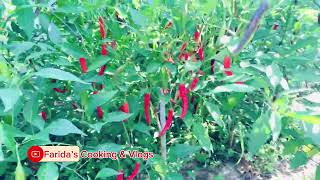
top-left (235, 81), bottom-right (245, 84)
top-left (53, 87), bottom-right (66, 93)
top-left (184, 53), bottom-right (190, 61)
top-left (165, 21), bottom-right (172, 29)
top-left (179, 42), bottom-right (187, 60)
top-left (272, 23), bottom-right (279, 30)
top-left (158, 109), bottom-right (174, 137)
top-left (211, 59), bottom-right (215, 74)
top-left (99, 84), bottom-right (104, 90)
top-left (179, 84), bottom-right (188, 119)
top-left (41, 111), bottom-right (47, 121)
top-left (194, 31), bottom-right (200, 41)
top-left (119, 102), bottom-right (129, 122)
top-left (223, 56), bottom-right (231, 69)
top-left (126, 162), bottom-right (140, 180)
top-left (101, 44), bottom-right (108, 56)
top-left (79, 57), bottom-right (87, 73)
top-left (225, 70), bottom-right (233, 76)
top-left (99, 65), bottom-right (106, 76)
top-left (117, 170), bottom-right (124, 180)
top-left (144, 93), bottom-right (151, 125)
top-left (99, 16), bottom-right (106, 39)
top-left (97, 106), bottom-right (103, 119)
top-left (198, 47), bottom-right (204, 61)
top-left (188, 76), bottom-right (199, 92)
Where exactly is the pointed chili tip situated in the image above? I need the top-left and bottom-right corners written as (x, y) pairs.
top-left (158, 109), bottom-right (174, 137)
top-left (194, 31), bottom-right (200, 41)
top-left (41, 111), bottom-right (47, 121)
top-left (126, 162), bottom-right (140, 180)
top-left (223, 56), bottom-right (231, 69)
top-left (79, 57), bottom-right (87, 73)
top-left (144, 93), bottom-right (151, 125)
top-left (165, 21), bottom-right (173, 29)
top-left (179, 84), bottom-right (188, 119)
top-left (97, 106), bottom-right (103, 119)
top-left (99, 65), bottom-right (106, 76)
top-left (198, 47), bottom-right (204, 61)
top-left (117, 170), bottom-right (124, 180)
top-left (225, 70), bottom-right (233, 76)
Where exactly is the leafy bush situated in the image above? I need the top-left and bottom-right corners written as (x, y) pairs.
top-left (0, 0), bottom-right (320, 179)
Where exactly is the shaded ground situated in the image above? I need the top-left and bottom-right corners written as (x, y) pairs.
top-left (180, 155), bottom-right (320, 180)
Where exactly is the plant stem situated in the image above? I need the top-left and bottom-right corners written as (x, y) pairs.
top-left (159, 97), bottom-right (166, 161)
top-left (122, 122), bottom-right (131, 145)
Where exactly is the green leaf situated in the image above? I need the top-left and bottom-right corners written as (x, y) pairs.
top-left (134, 122), bottom-right (150, 136)
top-left (148, 155), bottom-right (168, 177)
top-left (165, 172), bottom-right (184, 180)
top-left (106, 112), bottom-right (133, 123)
top-left (199, 0), bottom-right (217, 13)
top-left (48, 22), bottom-right (62, 44)
top-left (316, 166), bottom-right (320, 180)
top-left (8, 42), bottom-right (35, 57)
top-left (16, 7), bottom-right (34, 39)
top-left (0, 88), bottom-right (22, 112)
top-left (302, 123), bottom-right (320, 146)
top-left (87, 56), bottom-right (111, 72)
top-left (60, 43), bottom-right (88, 59)
top-left (169, 144), bottom-right (200, 159)
top-left (247, 112), bottom-right (271, 156)
top-left (269, 111), bottom-right (281, 141)
top-left (130, 8), bottom-right (147, 27)
top-left (205, 102), bottom-right (223, 127)
top-left (184, 61), bottom-right (201, 72)
top-left (37, 163), bottom-right (59, 180)
top-left (286, 112), bottom-right (320, 124)
top-left (35, 68), bottom-right (88, 84)
top-left (95, 168), bottom-right (119, 179)
top-left (212, 84), bottom-right (255, 93)
top-left (266, 63), bottom-right (283, 89)
top-left (290, 151), bottom-right (308, 169)
top-left (87, 91), bottom-right (117, 114)
top-left (192, 123), bottom-right (213, 152)
top-left (46, 119), bottom-right (87, 136)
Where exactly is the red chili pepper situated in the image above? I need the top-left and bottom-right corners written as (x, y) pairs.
top-left (179, 84), bottom-right (188, 119)
top-left (235, 81), bottom-right (245, 84)
top-left (158, 109), bottom-right (174, 137)
top-left (165, 21), bottom-right (172, 29)
top-left (99, 84), bottom-right (104, 90)
top-left (119, 102), bottom-right (129, 122)
top-left (198, 47), bottom-right (204, 61)
top-left (53, 87), bottom-right (66, 93)
top-left (194, 31), bottom-right (200, 41)
top-left (41, 111), bottom-right (47, 121)
top-left (223, 56), bottom-right (231, 69)
top-left (225, 70), bottom-right (233, 76)
top-left (99, 65), bottom-right (106, 76)
top-left (117, 170), bottom-right (124, 180)
top-left (181, 42), bottom-right (187, 52)
top-left (97, 106), bottom-right (103, 119)
top-left (211, 59), bottom-right (215, 74)
top-left (184, 53), bottom-right (189, 61)
top-left (99, 16), bottom-right (106, 39)
top-left (92, 90), bottom-right (99, 95)
top-left (272, 23), bottom-right (279, 30)
top-left (188, 76), bottom-right (199, 92)
top-left (126, 162), bottom-right (140, 180)
top-left (101, 44), bottom-right (108, 56)
top-left (179, 42), bottom-right (187, 60)
top-left (144, 93), bottom-right (151, 125)
top-left (79, 57), bottom-right (87, 73)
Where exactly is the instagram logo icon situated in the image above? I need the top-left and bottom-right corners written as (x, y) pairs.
top-left (27, 146), bottom-right (44, 162)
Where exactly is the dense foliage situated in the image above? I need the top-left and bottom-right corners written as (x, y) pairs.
top-left (0, 0), bottom-right (320, 179)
